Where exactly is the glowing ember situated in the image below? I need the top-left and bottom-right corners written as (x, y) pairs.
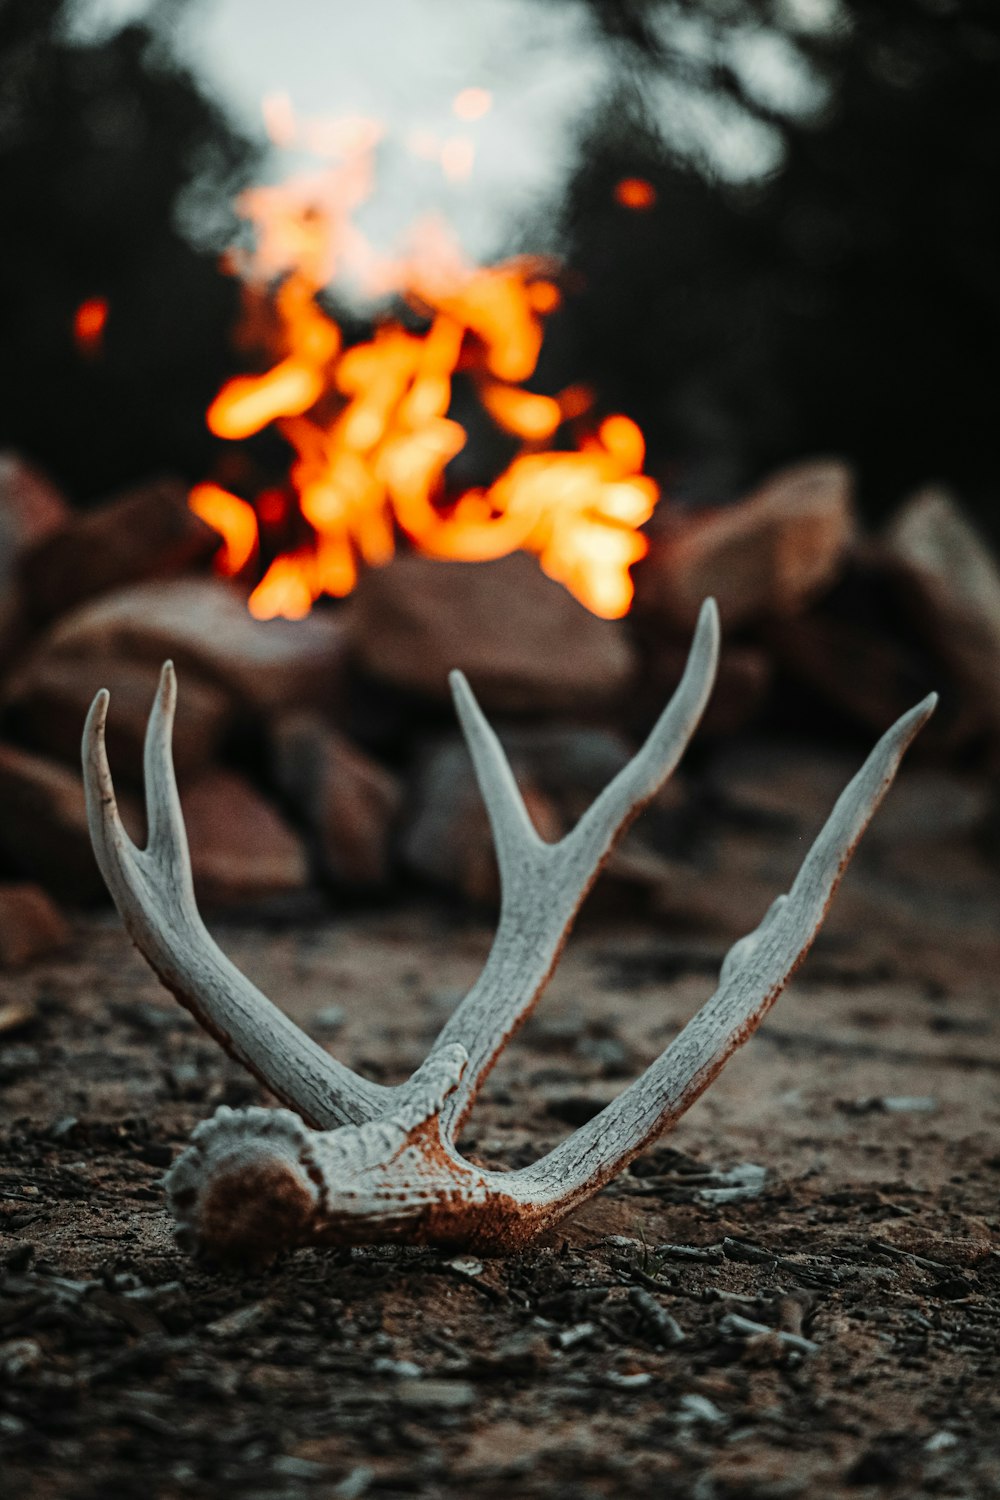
top-left (194, 104), bottom-right (661, 620)
top-left (614, 177), bottom-right (657, 210)
top-left (74, 296), bottom-right (108, 356)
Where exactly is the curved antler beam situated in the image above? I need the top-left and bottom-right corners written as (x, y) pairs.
top-left (109, 608), bottom-right (936, 1265)
top-left (496, 690), bottom-right (938, 1234)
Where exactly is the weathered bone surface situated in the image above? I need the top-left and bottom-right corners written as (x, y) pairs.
top-left (82, 598), bottom-right (937, 1261)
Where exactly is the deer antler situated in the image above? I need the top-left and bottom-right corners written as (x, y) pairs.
top-left (83, 600), bottom-right (936, 1262)
top-left (83, 666), bottom-right (386, 1130)
top-left (84, 601), bottom-right (718, 1129)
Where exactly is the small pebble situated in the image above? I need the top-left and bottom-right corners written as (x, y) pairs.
top-left (315, 1004), bottom-right (347, 1034)
top-left (558, 1322), bottom-right (598, 1350)
top-left (395, 1379), bottom-right (476, 1410)
top-left (0, 1338), bottom-right (42, 1378)
top-left (373, 1358), bottom-right (422, 1378)
top-left (334, 1466), bottom-right (375, 1500)
top-left (925, 1431), bottom-right (959, 1452)
top-left (272, 1456), bottom-right (333, 1480)
top-left (679, 1393), bottom-right (726, 1424)
top-left (605, 1371), bottom-right (653, 1389)
top-left (445, 1256), bottom-right (484, 1277)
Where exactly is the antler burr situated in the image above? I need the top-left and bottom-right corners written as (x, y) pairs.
top-left (82, 598), bottom-right (936, 1262)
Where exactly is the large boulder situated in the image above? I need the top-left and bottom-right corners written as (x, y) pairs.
top-left (180, 769), bottom-right (309, 907)
top-left (20, 477), bottom-right (219, 621)
top-left (2, 655), bottom-right (231, 783)
top-left (0, 741), bottom-right (140, 902)
top-left (347, 552), bottom-right (636, 713)
top-left (635, 459), bottom-right (856, 631)
top-left (271, 714), bottom-right (403, 889)
top-left (0, 882), bottom-right (71, 969)
top-left (0, 453), bottom-right (70, 656)
top-left (883, 488), bottom-right (1000, 741)
top-left (34, 577), bottom-right (348, 718)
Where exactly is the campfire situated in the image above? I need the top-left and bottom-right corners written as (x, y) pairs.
top-left (0, 103), bottom-right (998, 976)
top-left (188, 104), bottom-right (657, 623)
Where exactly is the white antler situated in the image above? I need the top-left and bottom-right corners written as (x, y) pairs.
top-left (496, 691), bottom-right (937, 1233)
top-left (425, 595), bottom-right (720, 1129)
top-left (83, 601), bottom-right (718, 1136)
top-left (82, 603), bottom-right (936, 1264)
top-left (83, 664), bottom-right (387, 1129)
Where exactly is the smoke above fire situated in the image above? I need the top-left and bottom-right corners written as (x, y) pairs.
top-left (191, 97), bottom-right (660, 620)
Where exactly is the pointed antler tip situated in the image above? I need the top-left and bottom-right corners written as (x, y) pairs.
top-left (897, 691), bottom-right (938, 742)
top-left (152, 659), bottom-right (178, 724)
top-left (85, 687), bottom-right (110, 734)
top-left (700, 596), bottom-right (721, 641)
top-left (448, 669), bottom-right (475, 714)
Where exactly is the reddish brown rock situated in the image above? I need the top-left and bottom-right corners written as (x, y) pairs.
top-left (763, 608), bottom-right (942, 740)
top-left (0, 453), bottom-right (70, 650)
top-left (347, 552), bottom-right (636, 713)
top-left (0, 741), bottom-right (141, 902)
top-left (20, 477), bottom-right (219, 621)
top-left (38, 577), bottom-right (348, 717)
top-left (639, 642), bottom-right (772, 737)
top-left (0, 882), bottom-right (71, 968)
top-left (180, 769), bottom-right (309, 907)
top-left (883, 489), bottom-right (1000, 740)
top-left (635, 459), bottom-right (856, 630)
top-left (0, 453), bottom-right (69, 556)
top-left (272, 714), bottom-right (403, 889)
top-left (3, 656), bottom-right (232, 782)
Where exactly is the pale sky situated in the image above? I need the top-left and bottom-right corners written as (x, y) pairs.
top-left (71, 0), bottom-right (612, 264)
top-left (70, 0), bottom-right (824, 265)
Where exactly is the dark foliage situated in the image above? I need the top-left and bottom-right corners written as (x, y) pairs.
top-left (553, 0), bottom-right (1000, 528)
top-left (0, 0), bottom-right (258, 503)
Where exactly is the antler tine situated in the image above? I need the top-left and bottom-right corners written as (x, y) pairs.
top-left (83, 662), bottom-right (386, 1130)
top-left (504, 691), bottom-right (939, 1228)
top-left (449, 670), bottom-right (547, 890)
top-left (425, 598), bottom-right (720, 1131)
top-left (141, 658), bottom-right (193, 875)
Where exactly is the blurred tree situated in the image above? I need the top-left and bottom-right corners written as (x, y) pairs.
top-left (0, 0), bottom-right (259, 502)
top-left (550, 0), bottom-right (1000, 529)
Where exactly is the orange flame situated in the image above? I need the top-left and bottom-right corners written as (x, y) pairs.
top-left (74, 296), bottom-right (108, 356)
top-left (614, 177), bottom-right (657, 210)
top-left (189, 483), bottom-right (258, 574)
top-left (194, 105), bottom-right (661, 620)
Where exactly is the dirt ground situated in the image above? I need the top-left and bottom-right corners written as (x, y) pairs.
top-left (2, 831), bottom-right (1000, 1499)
